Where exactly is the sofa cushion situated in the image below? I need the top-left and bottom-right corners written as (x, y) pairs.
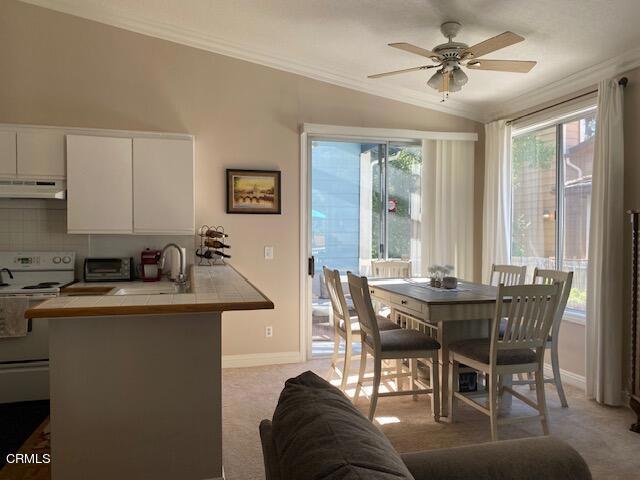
top-left (401, 436), bottom-right (592, 480)
top-left (271, 370), bottom-right (415, 480)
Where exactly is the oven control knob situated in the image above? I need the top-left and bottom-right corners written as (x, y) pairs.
top-left (62, 256), bottom-right (72, 264)
top-left (53, 256), bottom-right (62, 264)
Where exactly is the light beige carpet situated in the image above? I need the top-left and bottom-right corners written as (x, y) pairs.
top-left (222, 359), bottom-right (639, 480)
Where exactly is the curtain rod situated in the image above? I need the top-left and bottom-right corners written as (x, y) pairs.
top-left (506, 76), bottom-right (628, 126)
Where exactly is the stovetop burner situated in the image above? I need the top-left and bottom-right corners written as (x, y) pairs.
top-left (22, 282), bottom-right (61, 290)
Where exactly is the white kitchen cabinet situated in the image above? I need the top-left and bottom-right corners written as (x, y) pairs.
top-left (133, 138), bottom-right (194, 234)
top-left (0, 131), bottom-right (17, 176)
top-left (17, 130), bottom-right (66, 177)
top-left (67, 135), bottom-right (133, 234)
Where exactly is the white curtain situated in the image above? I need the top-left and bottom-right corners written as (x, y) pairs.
top-left (482, 120), bottom-right (512, 283)
top-left (421, 139), bottom-right (475, 280)
top-left (586, 78), bottom-right (625, 406)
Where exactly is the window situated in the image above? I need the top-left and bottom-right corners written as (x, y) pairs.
top-left (511, 107), bottom-right (596, 316)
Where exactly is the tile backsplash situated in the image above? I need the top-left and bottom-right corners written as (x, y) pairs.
top-left (0, 199), bottom-right (196, 279)
top-left (0, 199), bottom-right (89, 258)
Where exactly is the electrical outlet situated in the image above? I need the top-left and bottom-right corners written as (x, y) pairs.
top-left (265, 326), bottom-right (273, 338)
top-left (264, 246), bottom-right (274, 260)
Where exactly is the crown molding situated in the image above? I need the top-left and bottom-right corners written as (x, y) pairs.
top-left (19, 0), bottom-right (485, 122)
top-left (485, 45), bottom-right (640, 122)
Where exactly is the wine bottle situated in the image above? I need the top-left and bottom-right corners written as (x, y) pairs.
top-left (204, 238), bottom-right (231, 249)
top-left (203, 229), bottom-right (228, 238)
top-left (196, 249), bottom-right (231, 259)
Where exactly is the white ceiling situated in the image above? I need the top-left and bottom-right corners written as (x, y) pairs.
top-left (21, 0), bottom-right (640, 121)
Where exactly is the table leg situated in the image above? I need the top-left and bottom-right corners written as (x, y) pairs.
top-left (437, 321), bottom-right (450, 419)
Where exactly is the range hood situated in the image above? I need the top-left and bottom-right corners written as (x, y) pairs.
top-left (0, 178), bottom-right (66, 199)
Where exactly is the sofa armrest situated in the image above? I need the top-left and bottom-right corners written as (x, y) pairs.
top-left (400, 436), bottom-right (591, 480)
top-left (259, 420), bottom-right (281, 480)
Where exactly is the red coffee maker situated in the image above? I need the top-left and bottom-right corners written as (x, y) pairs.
top-left (140, 249), bottom-right (162, 282)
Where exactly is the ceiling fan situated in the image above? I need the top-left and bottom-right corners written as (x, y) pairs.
top-left (369, 22), bottom-right (536, 97)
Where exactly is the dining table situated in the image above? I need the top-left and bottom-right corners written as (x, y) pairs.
top-left (367, 276), bottom-right (511, 419)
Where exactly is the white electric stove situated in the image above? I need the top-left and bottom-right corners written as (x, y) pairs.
top-left (0, 251), bottom-right (76, 403)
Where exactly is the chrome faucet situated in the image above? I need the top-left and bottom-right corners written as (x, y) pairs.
top-left (160, 244), bottom-right (187, 289)
top-left (0, 268), bottom-right (13, 286)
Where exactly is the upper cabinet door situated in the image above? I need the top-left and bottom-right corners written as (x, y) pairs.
top-left (0, 131), bottom-right (17, 176)
top-left (133, 138), bottom-right (194, 234)
top-left (67, 135), bottom-right (133, 234)
top-left (17, 130), bottom-right (66, 177)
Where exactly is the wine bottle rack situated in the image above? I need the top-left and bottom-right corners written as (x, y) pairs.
top-left (197, 225), bottom-right (230, 266)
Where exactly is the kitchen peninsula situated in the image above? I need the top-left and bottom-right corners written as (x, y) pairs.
top-left (25, 264), bottom-right (273, 480)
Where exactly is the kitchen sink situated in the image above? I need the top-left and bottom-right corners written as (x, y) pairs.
top-left (113, 285), bottom-right (189, 296)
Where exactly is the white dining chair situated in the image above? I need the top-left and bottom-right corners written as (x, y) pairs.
top-left (490, 264), bottom-right (527, 286)
top-left (371, 259), bottom-right (412, 278)
top-left (348, 272), bottom-right (441, 421)
top-left (512, 269), bottom-right (573, 408)
top-left (448, 282), bottom-right (560, 441)
top-left (323, 267), bottom-right (401, 391)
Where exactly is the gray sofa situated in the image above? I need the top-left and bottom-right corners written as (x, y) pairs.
top-left (259, 371), bottom-right (592, 480)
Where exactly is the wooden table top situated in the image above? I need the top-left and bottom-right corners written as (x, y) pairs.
top-left (369, 277), bottom-right (498, 305)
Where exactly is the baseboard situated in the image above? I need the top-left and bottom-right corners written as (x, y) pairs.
top-left (221, 351), bottom-right (302, 369)
top-left (544, 363), bottom-right (586, 390)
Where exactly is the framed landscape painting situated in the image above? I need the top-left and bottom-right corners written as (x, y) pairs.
top-left (226, 169), bottom-right (282, 214)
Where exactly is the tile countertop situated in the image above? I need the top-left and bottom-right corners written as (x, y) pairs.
top-left (25, 264), bottom-right (274, 319)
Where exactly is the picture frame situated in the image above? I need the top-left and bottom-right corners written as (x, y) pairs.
top-left (226, 169), bottom-right (282, 214)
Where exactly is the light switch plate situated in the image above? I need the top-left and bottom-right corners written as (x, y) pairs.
top-left (264, 246), bottom-right (274, 260)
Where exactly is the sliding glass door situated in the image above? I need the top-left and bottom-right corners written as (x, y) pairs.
top-left (309, 139), bottom-right (422, 357)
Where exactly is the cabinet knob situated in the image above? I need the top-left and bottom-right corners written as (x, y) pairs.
top-left (401, 300), bottom-right (407, 305)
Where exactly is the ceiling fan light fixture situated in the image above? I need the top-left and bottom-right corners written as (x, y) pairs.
top-left (451, 67), bottom-right (468, 86)
top-left (448, 77), bottom-right (462, 92)
top-left (427, 70), bottom-right (443, 90)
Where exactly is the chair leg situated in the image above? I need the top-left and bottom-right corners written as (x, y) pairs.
top-left (353, 349), bottom-right (367, 404)
top-left (396, 359), bottom-right (404, 391)
top-left (368, 357), bottom-right (382, 421)
top-left (326, 335), bottom-right (341, 382)
top-left (448, 359), bottom-right (458, 423)
top-left (489, 372), bottom-right (499, 441)
top-left (340, 340), bottom-right (352, 391)
top-left (410, 358), bottom-right (418, 401)
top-left (551, 342), bottom-right (568, 407)
top-left (535, 366), bottom-right (550, 435)
top-left (528, 372), bottom-right (535, 390)
top-left (431, 357), bottom-right (440, 422)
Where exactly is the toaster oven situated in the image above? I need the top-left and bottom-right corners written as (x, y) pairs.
top-left (84, 257), bottom-right (134, 282)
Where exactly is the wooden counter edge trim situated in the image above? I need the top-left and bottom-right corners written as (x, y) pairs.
top-left (26, 300), bottom-right (275, 319)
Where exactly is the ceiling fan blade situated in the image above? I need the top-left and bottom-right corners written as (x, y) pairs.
top-left (439, 72), bottom-right (450, 92)
top-left (389, 42), bottom-right (441, 60)
top-left (368, 65), bottom-right (434, 79)
top-left (463, 31), bottom-right (524, 59)
top-left (466, 59), bottom-right (536, 73)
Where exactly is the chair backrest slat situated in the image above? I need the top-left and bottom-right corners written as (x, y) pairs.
top-left (490, 264), bottom-right (527, 286)
top-left (323, 267), bottom-right (353, 337)
top-left (347, 272), bottom-right (380, 346)
top-left (532, 268), bottom-right (573, 342)
top-left (492, 283), bottom-right (560, 357)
